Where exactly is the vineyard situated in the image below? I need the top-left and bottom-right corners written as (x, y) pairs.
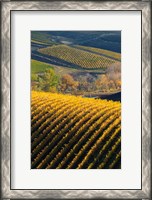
top-left (38, 45), bottom-right (116, 70)
top-left (75, 45), bottom-right (121, 61)
top-left (31, 91), bottom-right (121, 169)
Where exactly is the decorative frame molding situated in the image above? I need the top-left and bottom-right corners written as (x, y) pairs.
top-left (1, 1), bottom-right (151, 199)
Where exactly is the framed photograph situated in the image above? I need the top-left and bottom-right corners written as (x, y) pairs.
top-left (1, 0), bottom-right (151, 199)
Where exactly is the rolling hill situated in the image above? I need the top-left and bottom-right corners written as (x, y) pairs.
top-left (38, 45), bottom-right (117, 70)
top-left (31, 91), bottom-right (121, 169)
top-left (31, 31), bottom-right (121, 53)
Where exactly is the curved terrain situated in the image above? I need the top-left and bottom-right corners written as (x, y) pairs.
top-left (73, 45), bottom-right (121, 61)
top-left (38, 45), bottom-right (116, 70)
top-left (31, 91), bottom-right (121, 169)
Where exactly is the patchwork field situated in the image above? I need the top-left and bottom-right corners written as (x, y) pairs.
top-left (31, 31), bottom-right (121, 169)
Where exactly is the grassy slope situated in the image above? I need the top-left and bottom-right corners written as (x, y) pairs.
top-left (32, 31), bottom-right (121, 53)
top-left (31, 40), bottom-right (49, 45)
top-left (31, 32), bottom-right (56, 45)
top-left (31, 59), bottom-right (53, 74)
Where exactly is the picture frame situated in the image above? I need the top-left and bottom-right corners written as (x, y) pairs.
top-left (1, 0), bottom-right (151, 199)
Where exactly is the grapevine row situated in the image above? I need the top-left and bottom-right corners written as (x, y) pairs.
top-left (38, 45), bottom-right (116, 69)
top-left (31, 91), bottom-right (121, 169)
top-left (75, 45), bottom-right (121, 61)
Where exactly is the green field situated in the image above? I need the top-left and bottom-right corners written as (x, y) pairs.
top-left (31, 32), bottom-right (56, 45)
top-left (31, 40), bottom-right (49, 45)
top-left (31, 60), bottom-right (53, 74)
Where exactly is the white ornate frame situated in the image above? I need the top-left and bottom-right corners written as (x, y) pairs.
top-left (1, 0), bottom-right (151, 199)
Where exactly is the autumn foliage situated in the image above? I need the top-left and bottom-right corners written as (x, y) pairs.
top-left (31, 91), bottom-right (121, 169)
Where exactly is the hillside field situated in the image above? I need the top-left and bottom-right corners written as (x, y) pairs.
top-left (74, 45), bottom-right (121, 61)
top-left (31, 59), bottom-right (53, 74)
top-left (31, 91), bottom-right (121, 169)
top-left (38, 45), bottom-right (117, 70)
top-left (31, 31), bottom-right (121, 52)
